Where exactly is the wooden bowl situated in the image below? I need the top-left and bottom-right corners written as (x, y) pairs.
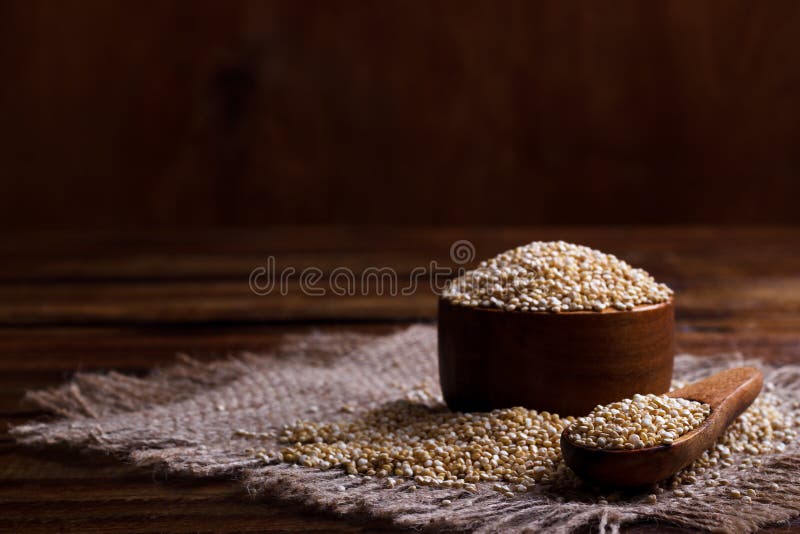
top-left (437, 298), bottom-right (675, 416)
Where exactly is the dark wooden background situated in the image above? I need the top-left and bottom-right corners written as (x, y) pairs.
top-left (3, 0), bottom-right (800, 229)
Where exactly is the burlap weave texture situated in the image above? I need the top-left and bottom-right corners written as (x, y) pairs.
top-left (13, 326), bottom-right (800, 532)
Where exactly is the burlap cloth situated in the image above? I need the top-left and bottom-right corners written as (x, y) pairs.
top-left (12, 325), bottom-right (800, 532)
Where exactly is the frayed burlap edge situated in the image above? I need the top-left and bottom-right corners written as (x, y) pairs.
top-left (11, 325), bottom-right (800, 533)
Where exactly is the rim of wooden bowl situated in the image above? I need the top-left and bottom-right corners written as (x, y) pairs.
top-left (438, 296), bottom-right (673, 316)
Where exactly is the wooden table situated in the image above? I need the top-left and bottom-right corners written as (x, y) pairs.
top-left (2, 226), bottom-right (799, 532)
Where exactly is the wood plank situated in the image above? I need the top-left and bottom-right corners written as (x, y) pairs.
top-left (1, 277), bottom-right (800, 324)
top-left (4, 1), bottom-right (800, 229)
top-left (3, 226), bottom-right (799, 258)
top-left (0, 324), bottom-right (400, 371)
top-left (0, 450), bottom-right (393, 533)
top-left (0, 282), bottom-right (434, 324)
top-left (1, 227), bottom-right (799, 324)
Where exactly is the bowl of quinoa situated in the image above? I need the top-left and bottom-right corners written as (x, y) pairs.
top-left (439, 241), bottom-right (675, 415)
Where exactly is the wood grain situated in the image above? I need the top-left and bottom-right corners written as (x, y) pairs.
top-left (1, 226), bottom-right (800, 324)
top-left (3, 2), bottom-right (800, 229)
top-left (438, 299), bottom-right (674, 415)
top-left (1, 227), bottom-right (799, 532)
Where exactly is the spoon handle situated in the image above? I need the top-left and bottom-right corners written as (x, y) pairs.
top-left (667, 366), bottom-right (763, 415)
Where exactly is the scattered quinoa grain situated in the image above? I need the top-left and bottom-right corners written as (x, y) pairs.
top-left (277, 403), bottom-right (574, 491)
top-left (240, 372), bottom-right (797, 502)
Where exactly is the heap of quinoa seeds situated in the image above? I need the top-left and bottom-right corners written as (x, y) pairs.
top-left (442, 241), bottom-right (673, 312)
top-left (566, 394), bottom-right (711, 449)
top-left (278, 397), bottom-right (576, 497)
top-left (258, 384), bottom-right (798, 501)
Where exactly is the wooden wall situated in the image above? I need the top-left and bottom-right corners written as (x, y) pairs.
top-left (2, 0), bottom-right (800, 229)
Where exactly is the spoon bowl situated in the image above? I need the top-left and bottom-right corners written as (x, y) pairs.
top-left (560, 367), bottom-right (763, 487)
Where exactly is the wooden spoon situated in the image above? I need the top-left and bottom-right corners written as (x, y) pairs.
top-left (560, 367), bottom-right (763, 487)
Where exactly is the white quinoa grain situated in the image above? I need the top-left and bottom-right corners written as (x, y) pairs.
top-left (567, 394), bottom-right (710, 449)
top-left (240, 376), bottom-right (797, 500)
top-left (276, 404), bottom-right (574, 491)
top-left (443, 241), bottom-right (672, 312)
